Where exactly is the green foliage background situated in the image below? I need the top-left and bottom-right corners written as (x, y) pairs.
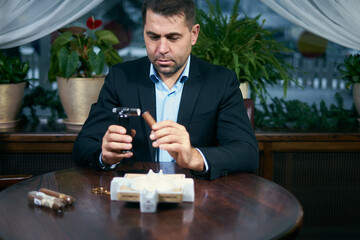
top-left (337, 54), bottom-right (360, 89)
top-left (255, 93), bottom-right (358, 130)
top-left (48, 27), bottom-right (122, 82)
top-left (0, 51), bottom-right (29, 84)
top-left (192, 0), bottom-right (298, 103)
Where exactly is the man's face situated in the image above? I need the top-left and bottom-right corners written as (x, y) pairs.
top-left (143, 9), bottom-right (199, 79)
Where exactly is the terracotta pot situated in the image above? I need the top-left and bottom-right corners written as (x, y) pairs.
top-left (57, 76), bottom-right (104, 131)
top-left (353, 83), bottom-right (360, 117)
top-left (0, 82), bottom-right (26, 129)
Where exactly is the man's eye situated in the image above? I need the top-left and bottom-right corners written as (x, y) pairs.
top-left (149, 36), bottom-right (159, 40)
top-left (168, 36), bottom-right (179, 41)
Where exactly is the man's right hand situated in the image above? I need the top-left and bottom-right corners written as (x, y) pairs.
top-left (101, 125), bottom-right (135, 165)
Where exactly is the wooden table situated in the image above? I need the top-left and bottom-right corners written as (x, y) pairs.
top-left (0, 162), bottom-right (303, 240)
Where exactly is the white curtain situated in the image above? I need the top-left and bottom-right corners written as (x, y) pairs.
top-left (260, 0), bottom-right (360, 51)
top-left (0, 0), bottom-right (103, 49)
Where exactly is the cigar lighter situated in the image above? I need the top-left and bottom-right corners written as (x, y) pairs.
top-left (112, 107), bottom-right (141, 153)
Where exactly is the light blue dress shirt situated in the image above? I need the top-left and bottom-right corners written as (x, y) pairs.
top-left (149, 57), bottom-right (189, 162)
top-left (149, 56), bottom-right (208, 172)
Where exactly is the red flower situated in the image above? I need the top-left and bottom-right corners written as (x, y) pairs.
top-left (86, 16), bottom-right (102, 30)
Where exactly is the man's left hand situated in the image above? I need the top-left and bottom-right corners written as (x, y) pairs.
top-left (150, 120), bottom-right (204, 172)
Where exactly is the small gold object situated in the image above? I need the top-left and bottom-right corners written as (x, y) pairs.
top-left (92, 187), bottom-right (110, 195)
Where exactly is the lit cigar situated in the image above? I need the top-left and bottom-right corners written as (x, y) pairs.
top-left (28, 191), bottom-right (66, 212)
top-left (142, 111), bottom-right (156, 127)
top-left (39, 188), bottom-right (75, 206)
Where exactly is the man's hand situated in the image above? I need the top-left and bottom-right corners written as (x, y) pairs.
top-left (150, 120), bottom-right (204, 172)
top-left (101, 125), bottom-right (135, 165)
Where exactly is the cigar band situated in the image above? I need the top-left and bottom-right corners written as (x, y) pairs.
top-left (59, 193), bottom-right (66, 199)
top-left (35, 192), bottom-right (57, 208)
top-left (34, 198), bottom-right (42, 206)
top-left (33, 197), bottom-right (56, 208)
top-left (41, 198), bottom-right (55, 208)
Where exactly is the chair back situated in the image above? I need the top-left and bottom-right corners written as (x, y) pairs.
top-left (0, 174), bottom-right (32, 191)
top-left (243, 99), bottom-right (254, 129)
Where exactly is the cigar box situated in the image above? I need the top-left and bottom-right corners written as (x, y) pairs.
top-left (110, 170), bottom-right (194, 212)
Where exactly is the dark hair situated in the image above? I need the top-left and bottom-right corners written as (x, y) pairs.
top-left (142, 0), bottom-right (196, 30)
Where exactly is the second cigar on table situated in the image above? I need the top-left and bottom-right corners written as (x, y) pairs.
top-left (28, 191), bottom-right (66, 212)
top-left (39, 188), bottom-right (75, 206)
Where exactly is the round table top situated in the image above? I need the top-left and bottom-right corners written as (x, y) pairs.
top-left (0, 162), bottom-right (303, 240)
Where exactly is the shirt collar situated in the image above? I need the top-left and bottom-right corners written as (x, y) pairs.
top-left (149, 55), bottom-right (191, 84)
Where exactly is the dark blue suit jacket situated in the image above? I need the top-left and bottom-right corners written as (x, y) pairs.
top-left (72, 55), bottom-right (259, 180)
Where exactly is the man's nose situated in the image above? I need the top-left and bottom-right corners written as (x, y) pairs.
top-left (158, 38), bottom-right (169, 54)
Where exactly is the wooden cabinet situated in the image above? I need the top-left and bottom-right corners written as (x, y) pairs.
top-left (256, 131), bottom-right (360, 179)
top-left (1, 123), bottom-right (360, 179)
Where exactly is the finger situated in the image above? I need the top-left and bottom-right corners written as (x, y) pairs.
top-left (107, 133), bottom-right (132, 143)
top-left (152, 134), bottom-right (184, 147)
top-left (106, 142), bottom-right (133, 152)
top-left (108, 125), bottom-right (127, 134)
top-left (101, 151), bottom-right (133, 165)
top-left (150, 126), bottom-right (183, 141)
top-left (152, 120), bottom-right (179, 130)
top-left (158, 142), bottom-right (186, 152)
top-left (104, 152), bottom-right (133, 161)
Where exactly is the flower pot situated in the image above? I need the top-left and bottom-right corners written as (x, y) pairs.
top-left (57, 76), bottom-right (104, 131)
top-left (0, 82), bottom-right (26, 129)
top-left (353, 83), bottom-right (360, 117)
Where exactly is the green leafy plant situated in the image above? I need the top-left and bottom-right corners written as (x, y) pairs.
top-left (48, 16), bottom-right (123, 82)
top-left (192, 0), bottom-right (298, 102)
top-left (0, 51), bottom-right (30, 84)
top-left (337, 54), bottom-right (360, 89)
top-left (21, 84), bottom-right (66, 124)
top-left (255, 93), bottom-right (358, 129)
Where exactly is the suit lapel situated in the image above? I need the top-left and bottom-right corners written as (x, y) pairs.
top-left (137, 60), bottom-right (156, 161)
top-left (177, 56), bottom-right (202, 130)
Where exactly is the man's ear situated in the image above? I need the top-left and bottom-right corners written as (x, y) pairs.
top-left (191, 24), bottom-right (200, 46)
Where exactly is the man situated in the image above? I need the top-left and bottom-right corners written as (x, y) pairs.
top-left (72, 0), bottom-right (259, 180)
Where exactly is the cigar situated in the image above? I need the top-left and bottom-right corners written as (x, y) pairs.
top-left (142, 111), bottom-right (156, 127)
top-left (39, 188), bottom-right (75, 206)
top-left (28, 191), bottom-right (66, 212)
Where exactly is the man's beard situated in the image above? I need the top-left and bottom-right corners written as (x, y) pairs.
top-left (153, 56), bottom-right (186, 76)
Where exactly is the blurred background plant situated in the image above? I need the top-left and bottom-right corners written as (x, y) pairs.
top-left (48, 16), bottom-right (122, 82)
top-left (0, 51), bottom-right (30, 84)
top-left (192, 0), bottom-right (299, 103)
top-left (255, 93), bottom-right (358, 129)
top-left (337, 53), bottom-right (360, 89)
top-left (21, 83), bottom-right (65, 124)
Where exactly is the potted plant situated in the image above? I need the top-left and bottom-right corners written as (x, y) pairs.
top-left (0, 51), bottom-right (29, 129)
top-left (192, 0), bottom-right (297, 103)
top-left (337, 53), bottom-right (360, 117)
top-left (48, 16), bottom-right (123, 130)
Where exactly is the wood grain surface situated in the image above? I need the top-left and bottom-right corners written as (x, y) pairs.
top-left (0, 162), bottom-right (303, 240)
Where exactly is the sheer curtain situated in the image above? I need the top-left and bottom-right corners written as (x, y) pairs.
top-left (260, 0), bottom-right (360, 51)
top-left (0, 0), bottom-right (103, 49)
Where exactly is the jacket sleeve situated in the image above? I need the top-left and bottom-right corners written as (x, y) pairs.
top-left (195, 70), bottom-right (259, 180)
top-left (72, 66), bottom-right (120, 169)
